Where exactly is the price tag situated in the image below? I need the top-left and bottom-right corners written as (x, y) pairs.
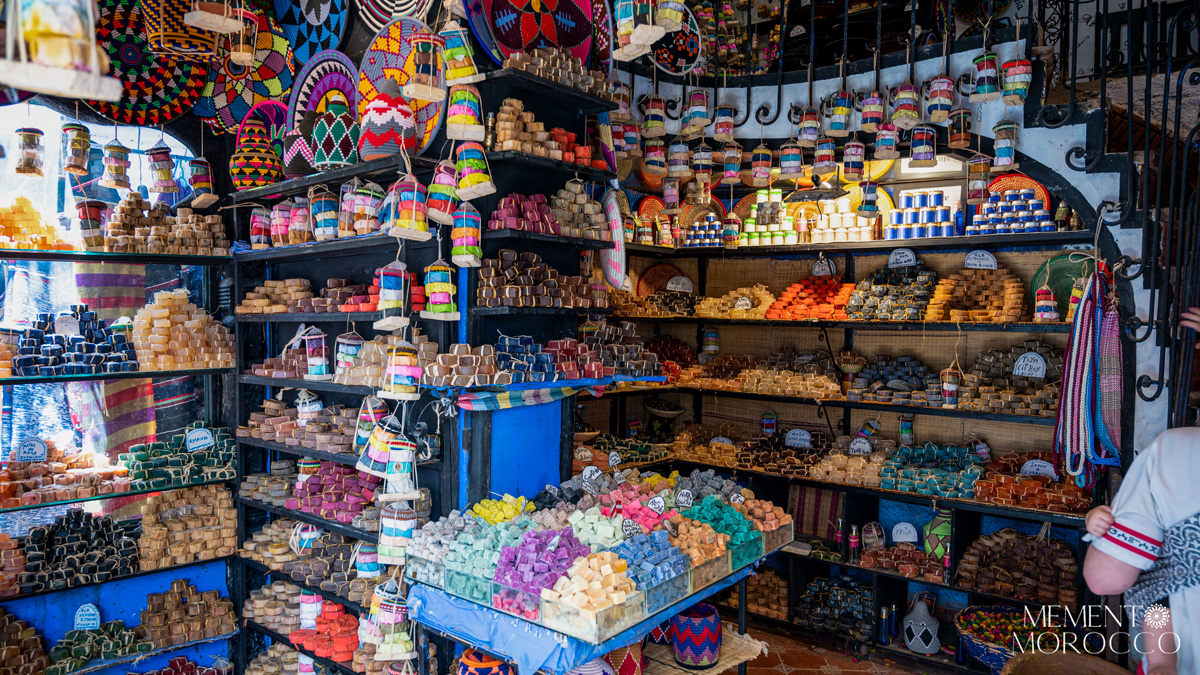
top-left (789, 25), bottom-right (806, 36)
top-left (581, 480), bottom-right (597, 496)
top-left (891, 522), bottom-right (919, 544)
top-left (12, 439), bottom-right (48, 462)
top-left (785, 429), bottom-right (812, 448)
top-left (620, 276), bottom-right (633, 292)
top-left (74, 604), bottom-right (101, 630)
top-left (664, 519), bottom-right (679, 537)
top-left (676, 489), bottom-right (694, 508)
top-left (1020, 459), bottom-right (1059, 480)
top-left (613, 470), bottom-right (628, 485)
top-left (608, 451), bottom-right (623, 468)
top-left (622, 519), bottom-right (642, 539)
top-left (1013, 352), bottom-right (1048, 379)
top-left (665, 275), bottom-right (694, 293)
top-left (581, 465), bottom-right (602, 482)
top-left (848, 438), bottom-right (873, 455)
top-left (647, 496), bottom-right (666, 515)
top-left (730, 494), bottom-right (746, 504)
top-left (544, 484), bottom-right (560, 498)
top-left (54, 315), bottom-right (80, 336)
top-left (734, 296), bottom-right (753, 310)
top-left (184, 428), bottom-right (216, 453)
top-left (887, 248), bottom-right (918, 268)
top-left (796, 353), bottom-right (815, 364)
top-left (711, 436), bottom-right (733, 445)
top-left (812, 257), bottom-right (837, 276)
top-left (964, 250), bottom-right (999, 270)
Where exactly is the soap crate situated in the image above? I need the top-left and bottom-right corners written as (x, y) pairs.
top-left (405, 554), bottom-right (445, 589)
top-left (444, 568), bottom-right (492, 605)
top-left (688, 551), bottom-right (731, 593)
top-left (490, 581), bottom-right (543, 624)
top-left (730, 535), bottom-right (764, 571)
top-left (641, 570), bottom-right (690, 614)
top-left (540, 590), bottom-right (646, 644)
top-left (762, 520), bottom-right (795, 554)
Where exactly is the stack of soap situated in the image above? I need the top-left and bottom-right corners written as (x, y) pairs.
top-left (611, 530), bottom-right (690, 590)
top-left (13, 306), bottom-right (138, 376)
top-left (47, 621), bottom-right (154, 673)
top-left (120, 422), bottom-right (236, 487)
top-left (0, 196), bottom-right (75, 251)
top-left (489, 193), bottom-right (560, 234)
top-left (530, 502), bottom-right (576, 529)
top-left (0, 441), bottom-right (130, 507)
top-left (286, 461), bottom-right (382, 526)
top-left (540, 551), bottom-right (638, 612)
top-left (566, 507), bottom-right (625, 551)
top-left (139, 656), bottom-right (232, 675)
top-left (502, 48), bottom-right (611, 99)
top-left (667, 515), bottom-right (728, 566)
top-left (18, 509), bottom-right (137, 594)
top-left (467, 495), bottom-right (532, 525)
top-left (245, 645), bottom-right (299, 675)
top-left (240, 471), bottom-right (295, 506)
top-left (132, 290), bottom-right (235, 371)
top-left (476, 251), bottom-right (607, 310)
top-left (693, 286), bottom-right (775, 319)
top-left (794, 577), bottom-right (874, 641)
top-left (845, 265), bottom-right (936, 321)
top-left (733, 499), bottom-right (793, 533)
top-left (682, 495), bottom-right (762, 567)
top-left (0, 534), bottom-right (24, 597)
top-left (492, 528), bottom-right (590, 619)
top-left (766, 276), bottom-right (854, 320)
top-left (727, 567), bottom-right (788, 620)
top-left (238, 518), bottom-right (299, 568)
top-left (138, 484), bottom-right (236, 570)
top-left (169, 209), bottom-right (231, 256)
top-left (443, 516), bottom-right (538, 603)
top-left (289, 600), bottom-right (359, 663)
top-left (0, 337), bottom-right (13, 377)
top-left (241, 581), bottom-right (302, 633)
top-left (674, 469), bottom-right (749, 502)
top-left (425, 343), bottom-right (498, 387)
top-left (550, 182), bottom-right (606, 238)
top-left (235, 279), bottom-right (313, 314)
top-left (0, 609), bottom-right (47, 675)
top-left (407, 511), bottom-right (481, 577)
top-left (238, 398), bottom-right (357, 455)
top-left (925, 267), bottom-right (1026, 323)
top-left (859, 542), bottom-right (945, 582)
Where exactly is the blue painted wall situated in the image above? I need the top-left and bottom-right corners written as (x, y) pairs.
top-left (489, 405), bottom-right (562, 498)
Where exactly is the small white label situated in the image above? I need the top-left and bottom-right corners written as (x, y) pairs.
top-left (608, 451), bottom-right (623, 467)
top-left (1013, 352), bottom-right (1048, 379)
top-left (730, 493), bottom-right (746, 504)
top-left (891, 522), bottom-right (919, 544)
top-left (622, 519), bottom-right (642, 539)
top-left (734, 296), bottom-right (753, 310)
top-left (55, 315), bottom-right (80, 336)
top-left (848, 438), bottom-right (873, 455)
top-left (711, 436), bottom-right (733, 445)
top-left (185, 428), bottom-right (216, 453)
top-left (665, 275), bottom-right (694, 293)
top-left (581, 479), bottom-right (597, 496)
top-left (74, 604), bottom-right (101, 630)
top-left (620, 275), bottom-right (633, 292)
top-left (13, 439), bottom-right (48, 462)
top-left (888, 248), bottom-right (918, 268)
top-left (812, 257), bottom-right (837, 276)
top-left (964, 250), bottom-right (999, 270)
top-left (1021, 459), bottom-right (1059, 480)
top-left (676, 489), bottom-right (694, 508)
top-left (790, 25), bottom-right (806, 37)
top-left (785, 429), bottom-right (812, 448)
top-left (613, 470), bottom-right (628, 485)
top-left (581, 465), bottom-right (602, 482)
top-left (647, 496), bottom-right (666, 515)
top-left (796, 353), bottom-right (815, 364)
top-left (545, 484), bottom-right (560, 498)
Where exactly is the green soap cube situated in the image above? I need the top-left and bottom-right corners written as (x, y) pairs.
top-left (70, 644), bottom-right (90, 659)
top-left (48, 647), bottom-right (70, 662)
top-left (151, 478), bottom-right (168, 489)
top-left (136, 642), bottom-right (154, 653)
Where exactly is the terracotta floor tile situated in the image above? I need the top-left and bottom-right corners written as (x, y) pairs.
top-left (747, 650), bottom-right (783, 668)
top-left (776, 647), bottom-right (831, 669)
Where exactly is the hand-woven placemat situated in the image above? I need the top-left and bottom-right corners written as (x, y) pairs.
top-left (642, 627), bottom-right (766, 675)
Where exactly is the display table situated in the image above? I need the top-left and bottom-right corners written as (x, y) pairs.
top-left (409, 566), bottom-right (754, 675)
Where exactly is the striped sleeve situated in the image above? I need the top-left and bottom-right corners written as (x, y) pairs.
top-left (1089, 442), bottom-right (1164, 572)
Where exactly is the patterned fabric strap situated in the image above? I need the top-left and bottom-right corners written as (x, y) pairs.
top-left (1125, 509), bottom-right (1200, 630)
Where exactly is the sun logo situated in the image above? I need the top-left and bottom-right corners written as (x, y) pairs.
top-left (1144, 604), bottom-right (1171, 630)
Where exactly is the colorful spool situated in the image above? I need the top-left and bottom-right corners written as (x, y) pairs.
top-left (61, 123), bottom-right (90, 176)
top-left (354, 182), bottom-right (386, 236)
top-left (1034, 285), bottom-right (1059, 322)
top-left (925, 75), bottom-right (955, 122)
top-left (841, 141), bottom-right (865, 181)
top-left (940, 364), bottom-right (962, 409)
top-left (623, 124), bottom-right (643, 157)
top-left (681, 89), bottom-right (710, 138)
top-left (451, 202), bottom-right (482, 268)
top-left (858, 90), bottom-right (884, 133)
top-left (909, 125), bottom-right (938, 168)
top-left (874, 123), bottom-right (900, 160)
top-left (947, 108), bottom-right (972, 149)
top-left (642, 138), bottom-right (667, 176)
top-left (250, 207), bottom-right (271, 248)
top-left (712, 103), bottom-right (735, 143)
top-left (380, 340), bottom-right (422, 401)
top-left (403, 32), bottom-right (446, 102)
top-left (99, 140), bottom-right (131, 189)
top-left (826, 90), bottom-right (854, 137)
top-left (270, 201), bottom-right (292, 243)
top-left (296, 390), bottom-right (323, 426)
top-left (312, 189), bottom-right (339, 241)
top-left (657, 0), bottom-right (685, 30)
top-left (76, 200), bottom-right (106, 248)
top-left (188, 158), bottom-right (218, 208)
top-left (386, 174), bottom-right (431, 241)
top-left (339, 181), bottom-right (358, 238)
top-left (992, 119), bottom-right (1019, 169)
top-left (303, 328), bottom-right (331, 381)
top-left (966, 155), bottom-right (992, 204)
top-left (750, 143), bottom-right (772, 187)
top-left (289, 196), bottom-right (313, 243)
top-left (662, 178), bottom-right (681, 215)
top-left (971, 51), bottom-right (1001, 102)
top-left (720, 142), bottom-right (742, 184)
top-left (1002, 58), bottom-right (1033, 105)
top-left (890, 83), bottom-right (921, 130)
top-left (797, 106), bottom-right (820, 146)
top-left (446, 84), bottom-right (485, 141)
top-left (420, 262), bottom-right (459, 321)
top-left (427, 160), bottom-right (458, 225)
top-left (454, 142), bottom-right (495, 200)
top-left (856, 181), bottom-right (879, 219)
top-left (441, 20), bottom-right (483, 86)
top-left (667, 138), bottom-right (692, 179)
top-left (358, 413), bottom-right (402, 477)
top-left (334, 332), bottom-right (365, 375)
top-left (778, 139), bottom-right (805, 181)
top-left (812, 136), bottom-right (837, 177)
top-left (722, 213), bottom-right (741, 248)
top-left (641, 95), bottom-right (667, 138)
top-left (147, 141), bottom-right (178, 193)
top-left (691, 143), bottom-right (713, 182)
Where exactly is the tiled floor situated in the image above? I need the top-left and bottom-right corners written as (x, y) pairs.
top-left (748, 630), bottom-right (946, 675)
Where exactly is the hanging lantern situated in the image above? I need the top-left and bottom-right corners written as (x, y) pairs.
top-left (940, 364), bottom-right (962, 409)
top-left (657, 0), bottom-right (685, 30)
top-left (99, 140), bottom-right (131, 189)
top-left (856, 181), bottom-right (879, 219)
top-left (354, 182), bottom-right (386, 236)
top-left (667, 138), bottom-right (691, 179)
top-left (379, 341), bottom-right (422, 401)
top-left (925, 75), bottom-right (955, 122)
top-left (188, 158), bottom-right (218, 208)
top-left (812, 137), bottom-right (837, 177)
top-left (1034, 285), bottom-right (1060, 323)
top-left (230, 119), bottom-right (283, 190)
top-left (270, 201), bottom-right (292, 244)
top-left (992, 120), bottom-right (1019, 170)
top-left (375, 260), bottom-right (411, 331)
top-left (283, 116), bottom-right (317, 179)
top-left (184, 0), bottom-right (242, 33)
top-left (890, 83), bottom-right (921, 130)
top-left (61, 123), bottom-right (90, 176)
top-left (971, 51), bottom-right (1001, 102)
top-left (1002, 59), bottom-right (1033, 105)
top-left (662, 179), bottom-right (681, 215)
top-left (454, 142), bottom-right (495, 200)
top-left (623, 124), bottom-right (643, 157)
top-left (76, 200), bottom-right (106, 249)
top-left (381, 427), bottom-right (421, 500)
top-left (303, 329), bottom-right (332, 381)
top-left (360, 83), bottom-right (417, 161)
top-left (289, 197), bottom-right (313, 244)
top-left (451, 202), bottom-right (482, 268)
top-left (354, 397), bottom-right (388, 454)
top-left (446, 85), bottom-right (485, 141)
top-left (722, 213), bottom-right (741, 249)
top-left (778, 139), bottom-right (805, 181)
top-left (339, 181), bottom-right (359, 238)
top-left (796, 107), bottom-right (820, 147)
top-left (966, 155), bottom-right (992, 205)
top-left (386, 174), bottom-right (431, 240)
top-left (311, 188), bottom-right (339, 241)
top-left (427, 161), bottom-right (458, 225)
top-left (721, 142), bottom-right (742, 184)
top-left (874, 123), bottom-right (900, 161)
top-left (250, 207), bottom-right (271, 248)
top-left (612, 83), bottom-right (634, 122)
top-left (750, 143), bottom-right (773, 187)
top-left (642, 138), bottom-right (667, 176)
top-left (691, 143), bottom-right (713, 182)
top-left (295, 389), bottom-right (323, 426)
top-left (358, 413), bottom-right (403, 477)
top-left (842, 141), bottom-right (865, 181)
top-left (681, 90), bottom-right (711, 138)
top-left (826, 91), bottom-right (854, 137)
top-left (420, 262), bottom-right (459, 321)
top-left (712, 104), bottom-right (736, 143)
top-left (403, 32), bottom-right (446, 102)
top-left (642, 96), bottom-right (667, 138)
top-left (909, 125), bottom-right (938, 168)
top-left (611, 121), bottom-right (628, 158)
top-left (440, 20), bottom-right (483, 86)
top-left (312, 93), bottom-right (360, 170)
top-left (147, 141), bottom-right (178, 194)
top-left (947, 108), bottom-right (972, 149)
top-left (858, 90), bottom-right (885, 133)
top-left (226, 9), bottom-right (256, 65)
top-left (335, 332), bottom-right (365, 376)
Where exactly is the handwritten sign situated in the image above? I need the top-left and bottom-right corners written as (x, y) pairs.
top-left (544, 484), bottom-right (560, 498)
top-left (891, 522), bottom-right (919, 544)
top-left (608, 451), bottom-right (623, 468)
top-left (848, 438), bottom-right (873, 455)
top-left (1021, 459), bottom-right (1059, 480)
top-left (730, 493), bottom-right (746, 504)
top-left (647, 496), bottom-right (666, 515)
top-left (74, 604), bottom-right (101, 631)
top-left (620, 275), bottom-right (633, 292)
top-left (581, 465), bottom-right (602, 482)
top-left (676, 489), bottom-right (694, 508)
top-left (888, 248), bottom-right (918, 268)
top-left (613, 470), bottom-right (628, 485)
top-left (1013, 352), bottom-right (1048, 379)
top-left (734, 296), bottom-right (753, 310)
top-left (665, 276), bottom-right (695, 293)
top-left (812, 256), bottom-right (837, 276)
top-left (54, 315), bottom-right (80, 337)
top-left (785, 429), bottom-right (812, 448)
top-left (13, 439), bottom-right (48, 462)
top-left (711, 437), bottom-right (733, 446)
top-left (581, 480), bottom-right (597, 496)
top-left (622, 519), bottom-right (642, 539)
top-left (184, 428), bottom-right (216, 453)
top-left (964, 250), bottom-right (998, 270)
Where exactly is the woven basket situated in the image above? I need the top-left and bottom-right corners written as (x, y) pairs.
top-left (956, 606), bottom-right (1022, 675)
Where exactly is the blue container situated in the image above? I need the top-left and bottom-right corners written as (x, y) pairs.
top-left (998, 202), bottom-right (1015, 214)
top-left (1019, 188), bottom-right (1036, 201)
top-left (935, 206), bottom-right (950, 222)
top-left (988, 193), bottom-right (1003, 203)
top-left (980, 224), bottom-right (995, 235)
top-left (1034, 209), bottom-right (1051, 222)
top-left (885, 226), bottom-right (898, 240)
top-left (915, 191), bottom-right (929, 208)
top-left (941, 223), bottom-right (956, 237)
top-left (899, 225), bottom-right (913, 239)
top-left (899, 193), bottom-right (915, 209)
top-left (988, 215), bottom-right (1001, 226)
top-left (1016, 210), bottom-right (1033, 223)
top-left (919, 208), bottom-right (936, 224)
top-left (1004, 190), bottom-right (1022, 201)
top-left (1027, 198), bottom-right (1045, 211)
top-left (1024, 223), bottom-right (1040, 233)
top-left (890, 210), bottom-right (904, 226)
top-left (1003, 213), bottom-right (1019, 226)
top-left (1040, 224), bottom-right (1056, 232)
top-left (927, 190), bottom-right (944, 207)
top-left (903, 208), bottom-right (919, 225)
top-left (912, 224), bottom-right (927, 238)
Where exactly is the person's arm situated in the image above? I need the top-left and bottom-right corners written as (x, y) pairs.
top-left (1085, 438), bottom-right (1166, 597)
top-left (1084, 545), bottom-right (1145, 595)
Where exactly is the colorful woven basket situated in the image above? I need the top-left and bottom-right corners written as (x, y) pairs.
top-left (230, 119), bottom-right (283, 190)
top-left (671, 603), bottom-right (722, 668)
top-left (603, 641), bottom-right (645, 675)
top-left (648, 619), bottom-right (673, 645)
top-left (457, 650), bottom-right (514, 675)
top-left (956, 606), bottom-right (1021, 675)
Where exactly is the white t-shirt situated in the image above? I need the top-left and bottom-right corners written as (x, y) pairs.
top-left (1089, 427), bottom-right (1200, 672)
